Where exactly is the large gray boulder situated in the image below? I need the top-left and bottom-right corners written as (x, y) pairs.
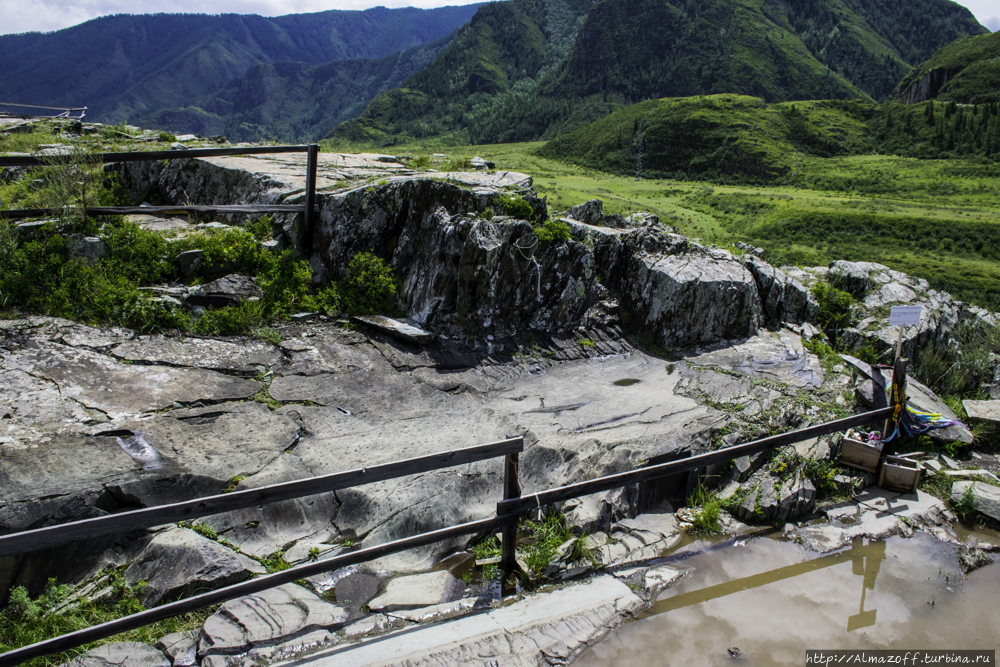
top-left (401, 207), bottom-right (598, 338)
top-left (591, 227), bottom-right (762, 348)
top-left (124, 526), bottom-right (265, 606)
top-left (743, 256), bottom-right (817, 326)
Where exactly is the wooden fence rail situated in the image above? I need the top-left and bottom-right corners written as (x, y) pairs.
top-left (0, 438), bottom-right (524, 558)
top-left (497, 408), bottom-right (893, 517)
top-left (0, 515), bottom-right (516, 667)
top-left (0, 144), bottom-right (320, 249)
top-left (0, 407), bottom-right (897, 665)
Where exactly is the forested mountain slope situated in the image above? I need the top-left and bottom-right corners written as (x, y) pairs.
top-left (328, 0), bottom-right (986, 146)
top-left (0, 6), bottom-right (480, 125)
top-left (137, 35), bottom-right (453, 143)
top-left (892, 30), bottom-right (1000, 104)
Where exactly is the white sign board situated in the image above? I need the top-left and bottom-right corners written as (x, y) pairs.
top-left (889, 305), bottom-right (922, 327)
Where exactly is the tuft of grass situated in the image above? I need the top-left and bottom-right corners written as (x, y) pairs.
top-left (471, 535), bottom-right (502, 581)
top-left (252, 327), bottom-right (282, 345)
top-left (222, 475), bottom-right (247, 494)
top-left (190, 522), bottom-right (218, 541)
top-left (687, 485), bottom-right (723, 535)
top-left (578, 337), bottom-right (595, 348)
top-left (0, 574), bottom-right (214, 666)
top-left (952, 483), bottom-right (978, 523)
top-left (261, 552), bottom-right (291, 573)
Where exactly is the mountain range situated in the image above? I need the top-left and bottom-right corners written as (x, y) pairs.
top-left (0, 0), bottom-right (991, 146)
top-left (0, 5), bottom-right (480, 137)
top-left (330, 0), bottom-right (988, 146)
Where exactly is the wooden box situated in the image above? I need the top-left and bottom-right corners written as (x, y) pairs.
top-left (878, 455), bottom-right (922, 494)
top-left (837, 437), bottom-right (881, 474)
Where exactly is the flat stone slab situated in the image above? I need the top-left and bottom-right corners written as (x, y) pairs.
top-left (685, 328), bottom-right (824, 388)
top-left (199, 583), bottom-right (348, 656)
top-left (61, 642), bottom-right (169, 667)
top-left (1, 341), bottom-right (260, 419)
top-left (351, 315), bottom-right (433, 346)
top-left (963, 400), bottom-right (1000, 424)
top-left (952, 481), bottom-right (1000, 523)
top-left (111, 335), bottom-right (282, 373)
top-left (791, 489), bottom-right (950, 552)
top-left (270, 575), bottom-right (643, 667)
top-left (367, 570), bottom-right (462, 612)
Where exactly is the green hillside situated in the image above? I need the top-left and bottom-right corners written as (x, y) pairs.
top-left (136, 35), bottom-right (453, 143)
top-left (0, 5), bottom-right (480, 125)
top-left (538, 94), bottom-right (1000, 181)
top-left (893, 31), bottom-right (1000, 104)
top-left (329, 0), bottom-right (595, 145)
top-left (327, 0), bottom-right (986, 147)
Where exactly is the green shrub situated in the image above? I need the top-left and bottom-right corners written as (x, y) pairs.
top-left (495, 194), bottom-right (533, 220)
top-left (535, 219), bottom-right (570, 245)
top-left (158, 131), bottom-right (176, 143)
top-left (340, 251), bottom-right (397, 315)
top-left (256, 250), bottom-right (314, 318)
top-left (811, 282), bottom-right (854, 332)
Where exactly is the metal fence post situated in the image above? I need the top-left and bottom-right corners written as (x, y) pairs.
top-left (500, 452), bottom-right (521, 598)
top-left (303, 143), bottom-right (319, 256)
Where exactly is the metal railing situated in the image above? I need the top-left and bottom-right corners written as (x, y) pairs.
top-left (0, 144), bottom-right (320, 253)
top-left (0, 401), bottom-right (897, 666)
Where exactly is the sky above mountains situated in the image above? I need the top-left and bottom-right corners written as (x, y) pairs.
top-left (0, 0), bottom-right (997, 36)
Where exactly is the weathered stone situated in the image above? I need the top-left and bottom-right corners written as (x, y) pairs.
top-left (268, 575), bottom-right (643, 667)
top-left (155, 630), bottom-right (199, 667)
top-left (177, 249), bottom-right (204, 277)
top-left (61, 642), bottom-right (169, 667)
top-left (368, 571), bottom-right (463, 612)
top-left (399, 207), bottom-right (598, 339)
top-left (743, 256), bottom-right (818, 326)
top-left (124, 526), bottom-right (265, 606)
top-left (963, 400), bottom-right (1000, 424)
top-left (951, 481), bottom-right (1000, 523)
top-left (563, 199), bottom-right (606, 226)
top-left (186, 274), bottom-right (262, 308)
top-left (591, 227), bottom-right (762, 348)
top-left (827, 260), bottom-right (885, 298)
top-left (111, 335), bottom-right (282, 373)
top-left (0, 340), bottom-right (260, 420)
top-left (199, 584), bottom-right (348, 657)
top-left (66, 234), bottom-right (109, 265)
top-left (14, 219), bottom-right (53, 240)
top-left (956, 543), bottom-right (994, 574)
top-left (202, 452), bottom-right (338, 559)
top-left (351, 315), bottom-right (433, 346)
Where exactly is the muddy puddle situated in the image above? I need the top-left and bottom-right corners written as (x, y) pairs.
top-left (576, 531), bottom-right (999, 666)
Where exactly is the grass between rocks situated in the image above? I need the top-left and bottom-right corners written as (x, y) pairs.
top-left (0, 573), bottom-right (215, 667)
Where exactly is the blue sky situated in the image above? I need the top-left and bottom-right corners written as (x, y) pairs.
top-left (0, 0), bottom-right (996, 35)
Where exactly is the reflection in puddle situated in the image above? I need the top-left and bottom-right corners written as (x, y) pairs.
top-left (576, 533), bottom-right (999, 666)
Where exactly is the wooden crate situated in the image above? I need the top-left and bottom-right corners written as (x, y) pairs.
top-left (837, 437), bottom-right (881, 474)
top-left (878, 455), bottom-right (922, 494)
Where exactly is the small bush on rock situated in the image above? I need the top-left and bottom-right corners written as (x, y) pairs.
top-left (535, 219), bottom-right (570, 245)
top-left (811, 282), bottom-right (854, 333)
top-left (341, 251), bottom-right (397, 315)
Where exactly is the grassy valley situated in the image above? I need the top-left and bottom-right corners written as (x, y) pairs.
top-left (382, 140), bottom-right (1000, 311)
